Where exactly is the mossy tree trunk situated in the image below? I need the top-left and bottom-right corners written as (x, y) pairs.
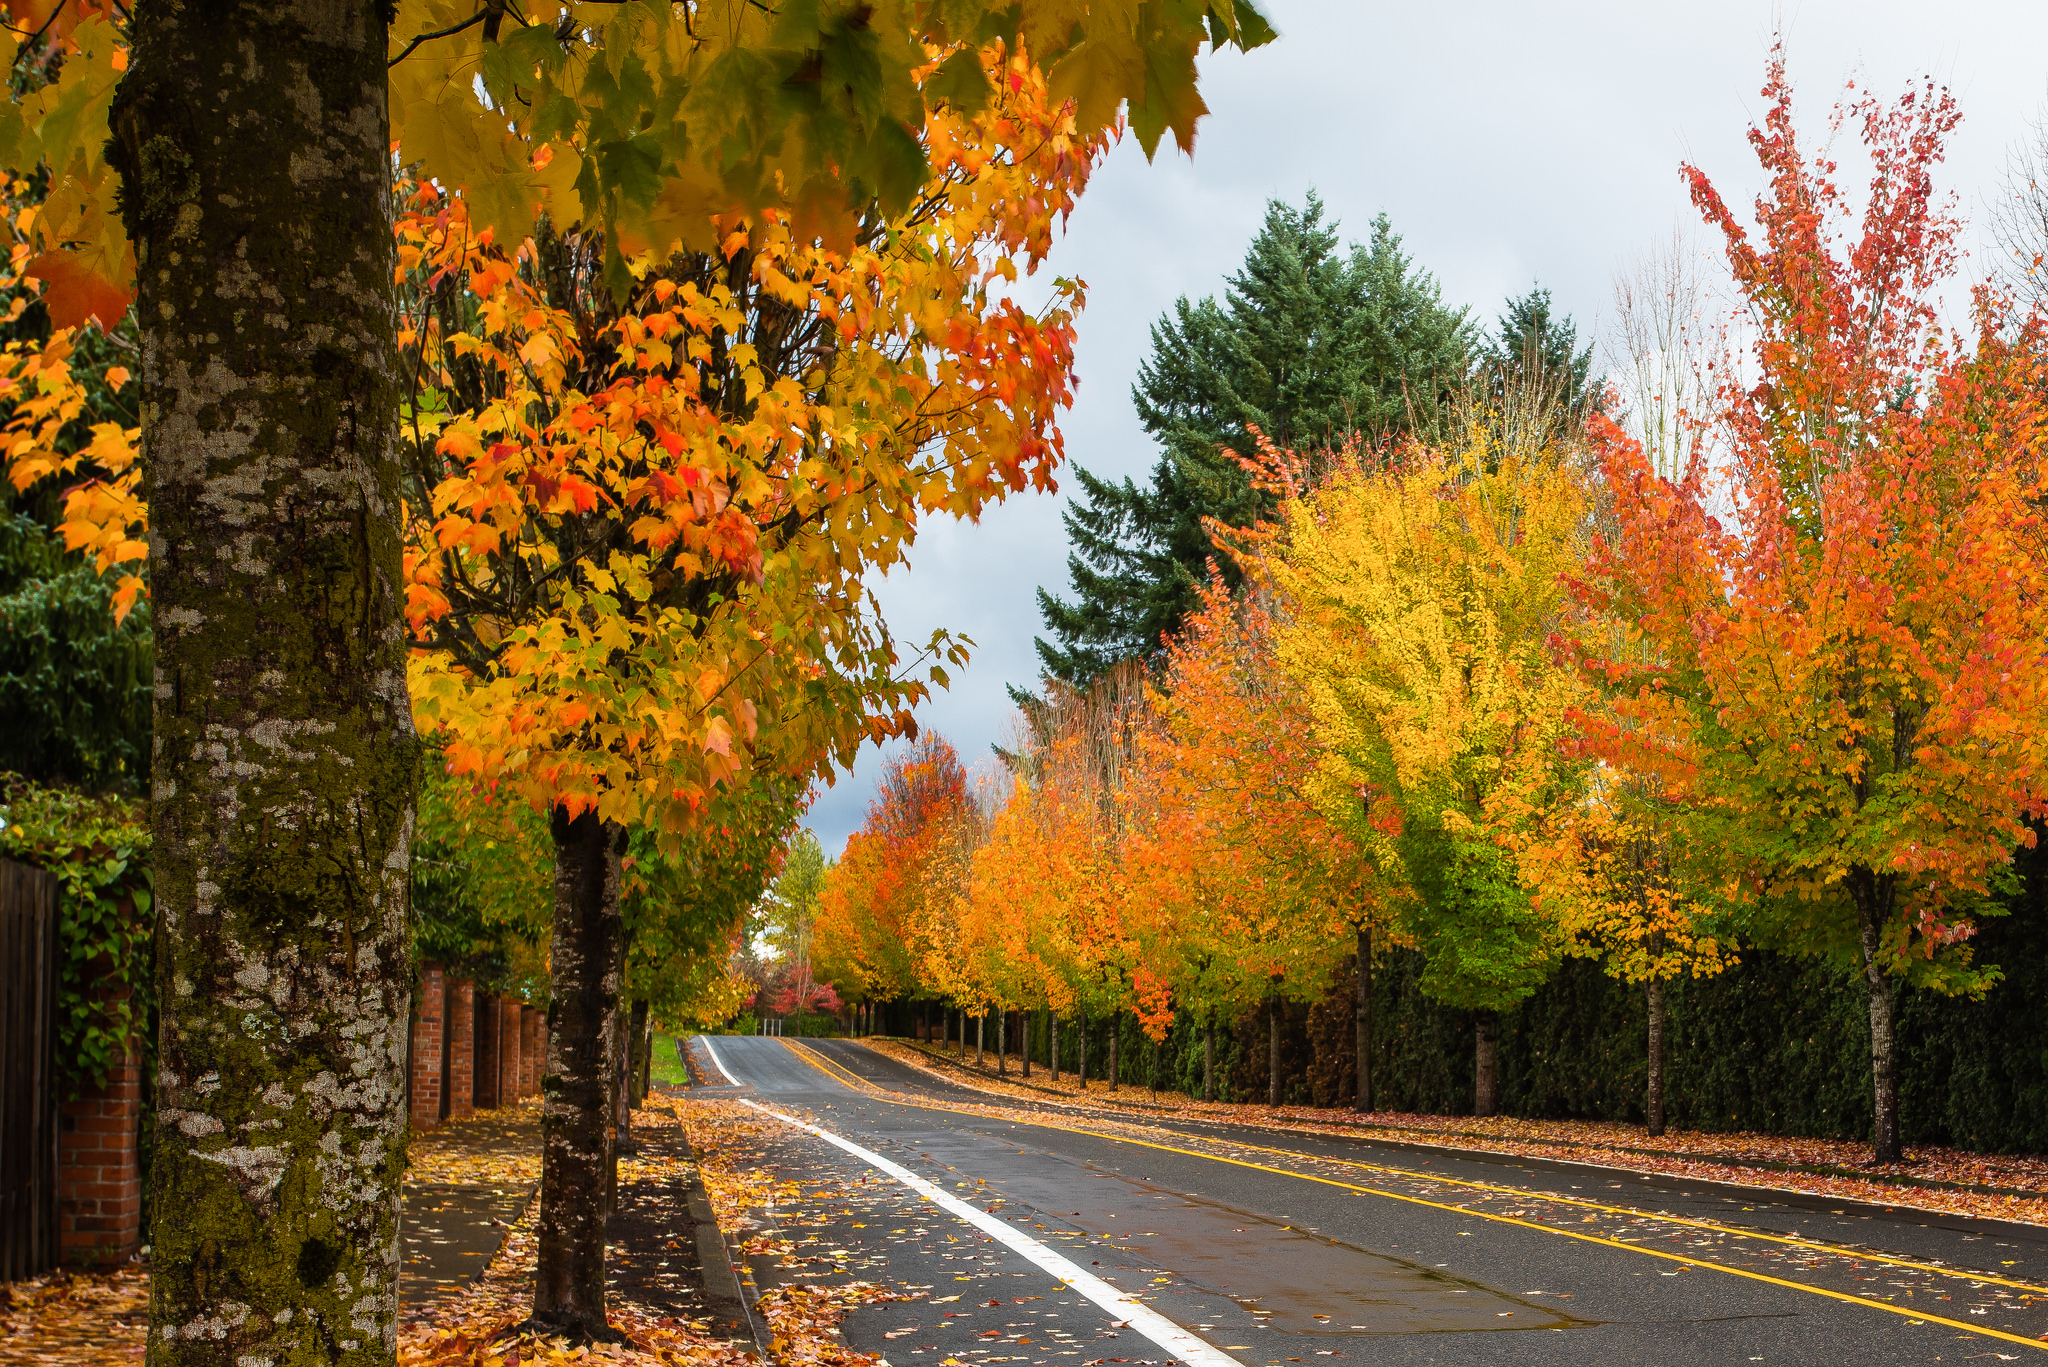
top-left (110, 3), bottom-right (414, 1363)
top-left (533, 808), bottom-right (627, 1340)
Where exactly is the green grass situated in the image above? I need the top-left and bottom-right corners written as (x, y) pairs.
top-left (649, 1031), bottom-right (692, 1088)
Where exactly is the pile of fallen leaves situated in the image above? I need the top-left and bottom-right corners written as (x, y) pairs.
top-left (398, 1202), bottom-right (756, 1367)
top-left (673, 1098), bottom-right (910, 1367)
top-left (0, 1263), bottom-right (147, 1366)
top-left (756, 1283), bottom-right (909, 1367)
top-left (862, 1036), bottom-right (2048, 1228)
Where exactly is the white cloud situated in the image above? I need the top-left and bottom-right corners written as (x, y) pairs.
top-left (805, 0), bottom-right (2048, 854)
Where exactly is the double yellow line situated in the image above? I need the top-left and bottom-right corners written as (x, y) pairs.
top-left (774, 1037), bottom-right (2048, 1351)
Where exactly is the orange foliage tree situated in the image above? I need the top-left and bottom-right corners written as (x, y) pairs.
top-left (1585, 53), bottom-right (2048, 1163)
top-left (816, 734), bottom-right (973, 1006)
top-left (392, 45), bottom-right (1109, 1331)
top-left (1121, 576), bottom-right (1374, 1106)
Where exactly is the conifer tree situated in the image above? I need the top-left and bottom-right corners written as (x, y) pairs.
top-left (1033, 196), bottom-right (1472, 687)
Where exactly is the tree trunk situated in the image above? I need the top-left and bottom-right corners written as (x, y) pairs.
top-left (1204, 1016), bottom-right (1216, 1102)
top-left (1474, 1011), bottom-right (1500, 1118)
top-left (627, 999), bottom-right (650, 1109)
top-left (1021, 1012), bottom-right (1032, 1078)
top-left (533, 808), bottom-right (627, 1340)
top-left (611, 998), bottom-right (632, 1178)
top-left (1268, 1000), bottom-right (1281, 1108)
top-left (1078, 1013), bottom-right (1089, 1087)
top-left (1356, 926), bottom-right (1374, 1114)
top-left (997, 1010), bottom-right (1007, 1076)
top-left (640, 1013), bottom-right (654, 1101)
top-left (1109, 1014), bottom-right (1121, 1090)
top-left (976, 1010), bottom-right (984, 1066)
top-left (111, 3), bottom-right (414, 1362)
top-left (1645, 976), bottom-right (1666, 1137)
top-left (1050, 1013), bottom-right (1060, 1082)
top-left (1853, 873), bottom-right (1902, 1164)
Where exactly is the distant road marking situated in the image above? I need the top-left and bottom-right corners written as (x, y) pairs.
top-left (740, 1097), bottom-right (1246, 1367)
top-left (696, 1036), bottom-right (741, 1086)
top-left (783, 1038), bottom-right (880, 1091)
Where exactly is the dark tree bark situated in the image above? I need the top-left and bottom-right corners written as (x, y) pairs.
top-left (1849, 869), bottom-right (1902, 1164)
top-left (637, 1010), bottom-right (653, 1102)
top-left (1050, 1012), bottom-right (1060, 1082)
top-left (533, 808), bottom-right (627, 1340)
top-left (1355, 927), bottom-right (1374, 1113)
top-left (1645, 976), bottom-right (1666, 1137)
top-left (1021, 1012), bottom-right (1031, 1078)
top-left (1078, 1013), bottom-right (1089, 1087)
top-left (110, 3), bottom-right (414, 1363)
top-left (1268, 1000), bottom-right (1281, 1107)
top-left (996, 1009), bottom-right (1007, 1076)
top-left (1474, 1011), bottom-right (1500, 1117)
top-left (976, 1009), bottom-right (984, 1065)
top-left (1108, 1014), bottom-right (1121, 1090)
top-left (1203, 1016), bottom-right (1216, 1101)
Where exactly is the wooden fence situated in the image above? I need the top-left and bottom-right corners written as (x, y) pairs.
top-left (0, 857), bottom-right (59, 1281)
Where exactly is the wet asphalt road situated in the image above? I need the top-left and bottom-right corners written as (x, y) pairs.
top-left (692, 1034), bottom-right (2048, 1367)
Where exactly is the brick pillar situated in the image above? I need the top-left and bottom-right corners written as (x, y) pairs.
top-left (474, 991), bottom-right (500, 1109)
top-left (410, 964), bottom-right (446, 1132)
top-left (498, 998), bottom-right (522, 1105)
top-left (521, 1006), bottom-right (541, 1098)
top-left (447, 978), bottom-right (476, 1121)
top-left (56, 1004), bottom-right (142, 1266)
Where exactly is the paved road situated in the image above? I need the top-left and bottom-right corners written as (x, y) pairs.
top-left (692, 1034), bottom-right (2048, 1367)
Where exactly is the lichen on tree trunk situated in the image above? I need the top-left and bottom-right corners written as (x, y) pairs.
top-left (533, 808), bottom-right (627, 1340)
top-left (110, 2), bottom-right (414, 1363)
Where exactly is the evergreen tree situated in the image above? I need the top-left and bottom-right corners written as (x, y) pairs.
top-left (1480, 285), bottom-right (1598, 423)
top-left (1033, 196), bottom-right (1472, 687)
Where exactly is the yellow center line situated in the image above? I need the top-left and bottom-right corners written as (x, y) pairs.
top-left (832, 1042), bottom-right (2048, 1298)
top-left (758, 1038), bottom-right (2048, 1350)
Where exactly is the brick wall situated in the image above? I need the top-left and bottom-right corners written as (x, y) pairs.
top-left (56, 1033), bottom-right (141, 1266)
top-left (410, 963), bottom-right (446, 1132)
top-left (497, 998), bottom-right (523, 1105)
top-left (447, 978), bottom-right (475, 1121)
top-left (521, 1006), bottom-right (542, 1098)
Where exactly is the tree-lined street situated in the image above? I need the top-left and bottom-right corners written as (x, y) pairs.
top-left (690, 1037), bottom-right (2048, 1365)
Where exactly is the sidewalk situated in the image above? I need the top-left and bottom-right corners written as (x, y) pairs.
top-left (860, 1035), bottom-right (2048, 1231)
top-left (402, 1097), bottom-right (544, 1312)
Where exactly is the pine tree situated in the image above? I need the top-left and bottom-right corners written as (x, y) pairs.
top-left (1480, 285), bottom-right (1598, 423)
top-left (1033, 196), bottom-right (1472, 686)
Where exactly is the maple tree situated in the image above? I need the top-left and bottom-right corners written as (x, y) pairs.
top-left (1585, 53), bottom-right (2048, 1163)
top-left (1272, 432), bottom-right (1591, 1117)
top-left (815, 734), bottom-right (973, 1006)
top-left (1119, 577), bottom-right (1372, 1105)
top-left (391, 41), bottom-right (1122, 1334)
top-left (0, 0), bottom-right (1274, 1358)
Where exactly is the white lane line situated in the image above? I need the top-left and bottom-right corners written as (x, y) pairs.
top-left (740, 1098), bottom-right (1245, 1367)
top-left (697, 1035), bottom-right (742, 1086)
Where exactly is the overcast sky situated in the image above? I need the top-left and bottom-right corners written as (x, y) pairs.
top-left (803, 0), bottom-right (2048, 854)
